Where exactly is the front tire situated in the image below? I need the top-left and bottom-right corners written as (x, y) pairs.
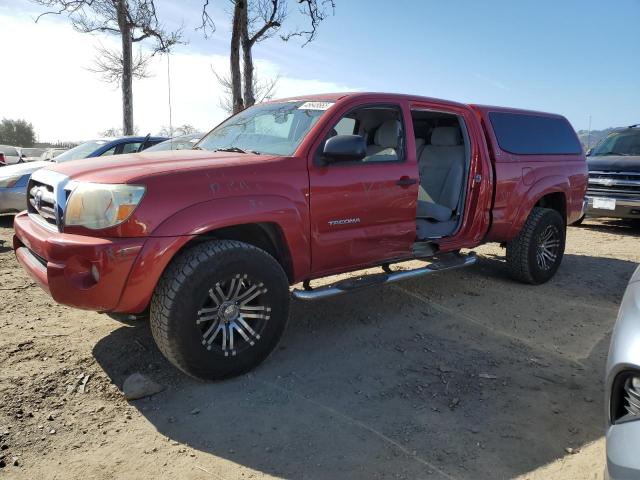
top-left (150, 240), bottom-right (290, 380)
top-left (506, 207), bottom-right (566, 284)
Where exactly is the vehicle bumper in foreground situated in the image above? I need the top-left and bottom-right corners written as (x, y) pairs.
top-left (606, 421), bottom-right (640, 480)
top-left (0, 184), bottom-right (28, 214)
top-left (12, 211), bottom-right (146, 311)
top-left (605, 269), bottom-right (640, 480)
top-left (585, 194), bottom-right (640, 220)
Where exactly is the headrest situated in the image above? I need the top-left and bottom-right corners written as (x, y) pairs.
top-left (431, 127), bottom-right (461, 147)
top-left (415, 138), bottom-right (425, 148)
top-left (374, 120), bottom-right (401, 148)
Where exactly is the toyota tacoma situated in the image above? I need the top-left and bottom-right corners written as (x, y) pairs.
top-left (12, 93), bottom-right (587, 380)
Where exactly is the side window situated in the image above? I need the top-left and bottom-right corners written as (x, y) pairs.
top-left (321, 105), bottom-right (405, 164)
top-left (488, 112), bottom-right (582, 155)
top-left (121, 142), bottom-right (142, 154)
top-left (0, 147), bottom-right (18, 156)
top-left (334, 117), bottom-right (356, 136)
top-left (100, 146), bottom-right (117, 157)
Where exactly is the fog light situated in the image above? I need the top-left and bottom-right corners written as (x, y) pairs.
top-left (90, 264), bottom-right (100, 283)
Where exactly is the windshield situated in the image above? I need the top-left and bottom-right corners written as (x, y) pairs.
top-left (196, 101), bottom-right (334, 156)
top-left (54, 140), bottom-right (108, 162)
top-left (590, 130), bottom-right (640, 156)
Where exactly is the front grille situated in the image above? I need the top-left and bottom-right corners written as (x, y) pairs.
top-left (624, 377), bottom-right (640, 417)
top-left (26, 169), bottom-right (72, 232)
top-left (27, 179), bottom-right (57, 227)
top-left (588, 171), bottom-right (640, 197)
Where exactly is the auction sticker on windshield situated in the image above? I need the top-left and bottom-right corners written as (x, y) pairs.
top-left (298, 101), bottom-right (334, 110)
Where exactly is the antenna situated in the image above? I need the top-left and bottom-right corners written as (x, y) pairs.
top-left (587, 115), bottom-right (592, 150)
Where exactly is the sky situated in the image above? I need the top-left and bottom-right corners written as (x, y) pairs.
top-left (0, 0), bottom-right (638, 142)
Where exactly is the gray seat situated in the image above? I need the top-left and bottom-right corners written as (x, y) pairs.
top-left (365, 120), bottom-right (400, 161)
top-left (416, 126), bottom-right (465, 237)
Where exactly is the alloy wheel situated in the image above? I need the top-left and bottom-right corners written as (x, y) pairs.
top-left (196, 274), bottom-right (271, 357)
top-left (535, 225), bottom-right (560, 271)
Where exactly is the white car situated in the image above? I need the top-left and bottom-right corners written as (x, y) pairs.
top-left (39, 148), bottom-right (67, 161)
top-left (0, 145), bottom-right (23, 165)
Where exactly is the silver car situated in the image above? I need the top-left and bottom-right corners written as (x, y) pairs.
top-left (606, 265), bottom-right (640, 479)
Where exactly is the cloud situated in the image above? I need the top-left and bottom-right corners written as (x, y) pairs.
top-left (0, 12), bottom-right (355, 142)
top-left (473, 73), bottom-right (509, 91)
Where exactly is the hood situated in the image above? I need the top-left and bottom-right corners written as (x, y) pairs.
top-left (587, 155), bottom-right (640, 172)
top-left (0, 160), bottom-right (51, 178)
top-left (46, 149), bottom-right (282, 183)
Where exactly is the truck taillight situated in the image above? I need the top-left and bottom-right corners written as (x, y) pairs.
top-left (0, 153), bottom-right (5, 166)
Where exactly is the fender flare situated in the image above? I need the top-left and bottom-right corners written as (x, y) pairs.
top-left (152, 194), bottom-right (310, 277)
top-left (114, 195), bottom-right (310, 313)
top-left (507, 175), bottom-right (570, 239)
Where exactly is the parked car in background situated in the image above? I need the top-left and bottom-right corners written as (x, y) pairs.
top-left (0, 145), bottom-right (23, 165)
top-left (0, 136), bottom-right (166, 214)
top-left (605, 265), bottom-right (640, 479)
top-left (144, 132), bottom-right (203, 152)
top-left (12, 92), bottom-right (587, 380)
top-left (39, 148), bottom-right (67, 162)
top-left (21, 148), bottom-right (47, 162)
top-left (583, 125), bottom-right (640, 222)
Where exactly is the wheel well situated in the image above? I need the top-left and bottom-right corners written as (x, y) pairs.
top-left (184, 223), bottom-right (294, 282)
top-left (535, 192), bottom-right (566, 223)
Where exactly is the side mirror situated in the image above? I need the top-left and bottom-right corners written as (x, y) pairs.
top-left (322, 134), bottom-right (366, 163)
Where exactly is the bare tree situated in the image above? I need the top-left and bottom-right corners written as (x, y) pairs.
top-left (32, 0), bottom-right (181, 135)
top-left (158, 124), bottom-right (200, 137)
top-left (100, 126), bottom-right (139, 137)
top-left (88, 43), bottom-right (151, 84)
top-left (213, 68), bottom-right (279, 114)
top-left (201, 0), bottom-right (335, 114)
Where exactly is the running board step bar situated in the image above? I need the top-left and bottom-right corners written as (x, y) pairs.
top-left (291, 252), bottom-right (477, 301)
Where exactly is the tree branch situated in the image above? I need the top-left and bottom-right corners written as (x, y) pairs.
top-left (280, 0), bottom-right (335, 46)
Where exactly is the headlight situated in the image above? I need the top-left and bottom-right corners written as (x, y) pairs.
top-left (0, 174), bottom-right (25, 188)
top-left (64, 183), bottom-right (145, 230)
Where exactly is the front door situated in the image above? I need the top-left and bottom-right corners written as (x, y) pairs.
top-left (307, 102), bottom-right (419, 275)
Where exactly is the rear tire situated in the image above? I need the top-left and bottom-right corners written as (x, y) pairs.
top-left (506, 207), bottom-right (565, 284)
top-left (150, 240), bottom-right (290, 381)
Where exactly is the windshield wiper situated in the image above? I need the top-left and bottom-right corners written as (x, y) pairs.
top-left (214, 147), bottom-right (248, 154)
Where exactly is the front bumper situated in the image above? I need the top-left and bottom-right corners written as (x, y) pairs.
top-left (607, 421), bottom-right (640, 479)
top-left (13, 212), bottom-right (146, 311)
top-left (0, 184), bottom-right (28, 214)
top-left (585, 195), bottom-right (640, 220)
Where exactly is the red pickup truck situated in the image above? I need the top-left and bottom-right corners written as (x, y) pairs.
top-left (13, 93), bottom-right (587, 380)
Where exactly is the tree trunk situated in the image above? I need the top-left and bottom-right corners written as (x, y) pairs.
top-left (240, 5), bottom-right (255, 108)
top-left (117, 0), bottom-right (134, 135)
top-left (230, 1), bottom-right (245, 114)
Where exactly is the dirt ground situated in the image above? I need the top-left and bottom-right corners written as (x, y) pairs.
top-left (0, 215), bottom-right (638, 480)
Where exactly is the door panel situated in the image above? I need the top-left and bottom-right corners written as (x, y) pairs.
top-left (308, 103), bottom-right (418, 275)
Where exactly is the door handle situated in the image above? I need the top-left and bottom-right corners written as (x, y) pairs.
top-left (396, 177), bottom-right (418, 187)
